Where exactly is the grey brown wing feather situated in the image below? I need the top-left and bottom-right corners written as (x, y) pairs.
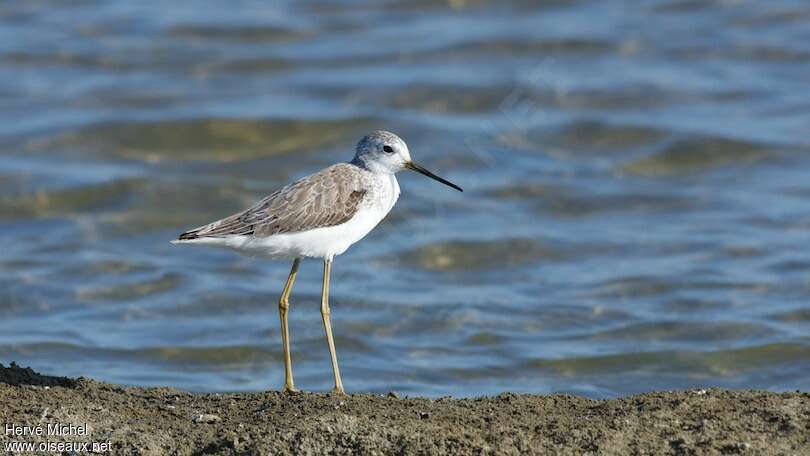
top-left (178, 164), bottom-right (367, 240)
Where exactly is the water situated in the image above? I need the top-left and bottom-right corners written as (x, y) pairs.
top-left (1, 0), bottom-right (810, 398)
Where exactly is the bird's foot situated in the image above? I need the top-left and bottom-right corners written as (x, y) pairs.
top-left (330, 387), bottom-right (346, 396)
top-left (282, 384), bottom-right (300, 394)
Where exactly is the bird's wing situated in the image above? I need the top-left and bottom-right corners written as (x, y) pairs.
top-left (178, 164), bottom-right (367, 240)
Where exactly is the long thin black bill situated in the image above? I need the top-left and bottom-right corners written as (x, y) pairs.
top-left (406, 161), bottom-right (463, 192)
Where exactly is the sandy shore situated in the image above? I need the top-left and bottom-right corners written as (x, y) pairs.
top-left (1, 363), bottom-right (808, 455)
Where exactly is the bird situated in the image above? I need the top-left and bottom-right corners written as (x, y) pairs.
top-left (172, 130), bottom-right (462, 394)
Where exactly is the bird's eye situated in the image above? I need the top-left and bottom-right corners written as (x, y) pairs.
top-left (383, 145), bottom-right (395, 154)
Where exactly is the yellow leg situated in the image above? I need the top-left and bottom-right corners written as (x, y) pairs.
top-left (320, 258), bottom-right (344, 394)
top-left (278, 258), bottom-right (300, 393)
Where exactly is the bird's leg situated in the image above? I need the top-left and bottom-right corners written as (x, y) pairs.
top-left (320, 258), bottom-right (345, 394)
top-left (278, 258), bottom-right (300, 393)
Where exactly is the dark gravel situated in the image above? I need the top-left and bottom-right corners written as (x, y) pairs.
top-left (1, 363), bottom-right (808, 455)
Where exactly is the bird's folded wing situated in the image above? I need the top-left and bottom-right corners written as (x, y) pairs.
top-left (178, 164), bottom-right (367, 240)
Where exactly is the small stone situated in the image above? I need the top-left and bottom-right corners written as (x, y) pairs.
top-left (387, 391), bottom-right (400, 399)
top-left (255, 404), bottom-right (272, 413)
top-left (419, 412), bottom-right (430, 420)
top-left (193, 414), bottom-right (221, 424)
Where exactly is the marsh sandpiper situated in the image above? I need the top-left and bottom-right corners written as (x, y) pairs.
top-left (172, 130), bottom-right (462, 394)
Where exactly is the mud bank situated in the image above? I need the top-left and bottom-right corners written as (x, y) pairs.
top-left (1, 363), bottom-right (808, 455)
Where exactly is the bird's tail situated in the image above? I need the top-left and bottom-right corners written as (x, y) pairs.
top-left (177, 229), bottom-right (200, 241)
top-left (170, 228), bottom-right (201, 244)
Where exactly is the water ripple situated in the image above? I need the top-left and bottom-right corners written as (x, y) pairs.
top-left (0, 0), bottom-right (809, 397)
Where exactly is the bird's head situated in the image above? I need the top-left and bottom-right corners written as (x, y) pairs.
top-left (352, 130), bottom-right (462, 192)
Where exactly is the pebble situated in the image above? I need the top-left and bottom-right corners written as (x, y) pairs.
top-left (193, 414), bottom-right (221, 424)
top-left (387, 391), bottom-right (400, 399)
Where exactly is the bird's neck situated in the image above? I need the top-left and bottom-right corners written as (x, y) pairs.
top-left (350, 157), bottom-right (394, 175)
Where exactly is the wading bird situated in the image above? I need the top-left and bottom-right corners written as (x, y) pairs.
top-left (172, 131), bottom-right (462, 394)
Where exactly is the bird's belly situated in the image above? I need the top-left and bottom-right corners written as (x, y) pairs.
top-left (242, 202), bottom-right (391, 260)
